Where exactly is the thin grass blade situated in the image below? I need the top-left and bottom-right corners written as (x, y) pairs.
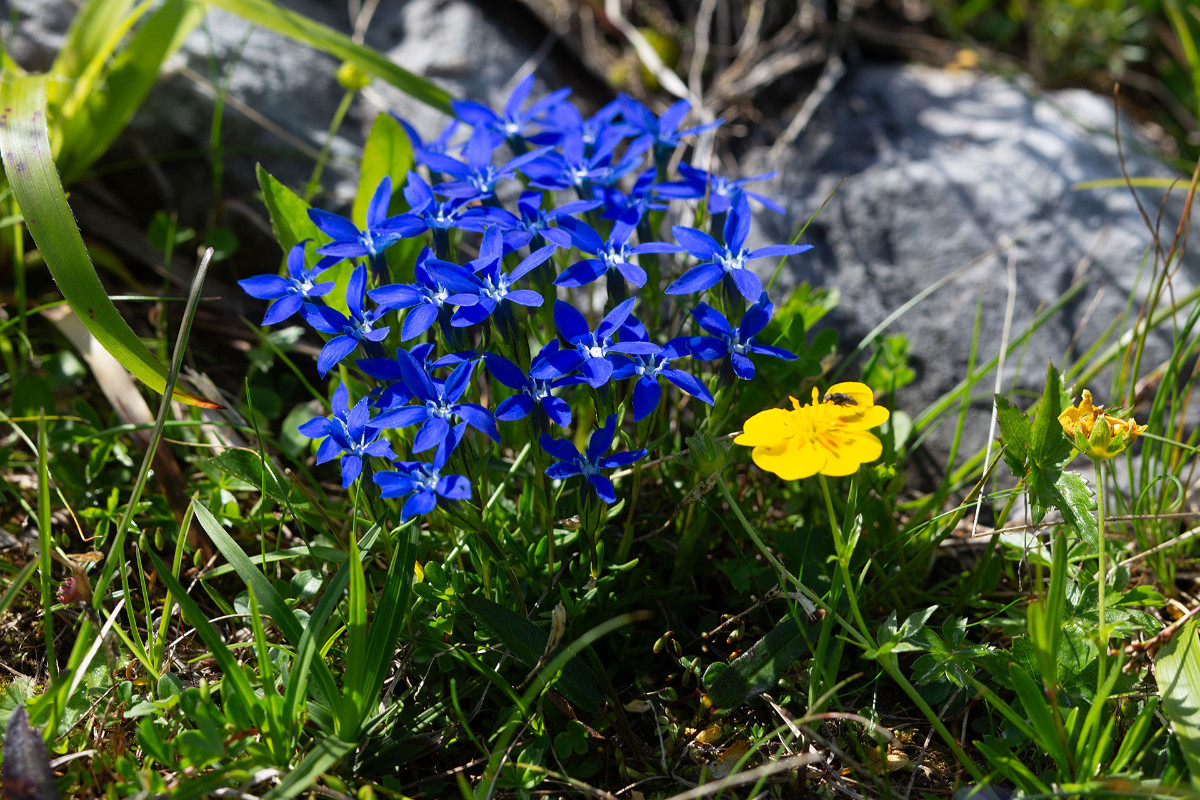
top-left (191, 497), bottom-right (340, 711)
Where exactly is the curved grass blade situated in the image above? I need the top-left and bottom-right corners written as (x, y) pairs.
top-left (200, 0), bottom-right (452, 113)
top-left (0, 73), bottom-right (216, 408)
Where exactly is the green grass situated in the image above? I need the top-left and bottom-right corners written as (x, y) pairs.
top-left (4, 1), bottom-right (1200, 798)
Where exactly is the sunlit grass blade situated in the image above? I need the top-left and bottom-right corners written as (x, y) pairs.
top-left (0, 72), bottom-right (217, 408)
top-left (56, 0), bottom-right (204, 183)
top-left (339, 519), bottom-right (369, 738)
top-left (200, 0), bottom-right (453, 113)
top-left (1155, 619), bottom-right (1200, 787)
top-left (35, 411), bottom-right (55, 680)
top-left (92, 248), bottom-right (215, 606)
top-left (50, 0), bottom-right (136, 84)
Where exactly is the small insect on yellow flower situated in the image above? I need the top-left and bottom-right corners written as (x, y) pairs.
top-left (735, 382), bottom-right (890, 479)
top-left (1058, 389), bottom-right (1147, 460)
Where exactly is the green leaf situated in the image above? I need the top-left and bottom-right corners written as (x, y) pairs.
top-left (1010, 662), bottom-right (1071, 773)
top-left (353, 112), bottom-right (413, 228)
top-left (359, 525), bottom-right (419, 730)
top-left (200, 0), bottom-right (452, 113)
top-left (1029, 362), bottom-right (1071, 471)
top-left (51, 0), bottom-right (138, 82)
top-left (190, 498), bottom-right (340, 712)
top-left (462, 594), bottom-right (605, 713)
top-left (0, 72), bottom-right (216, 408)
top-left (145, 549), bottom-right (262, 730)
top-left (1155, 618), bottom-right (1200, 788)
top-left (254, 164), bottom-right (350, 315)
top-left (207, 449), bottom-right (289, 504)
top-left (256, 164), bottom-right (321, 253)
top-left (261, 735), bottom-right (355, 800)
top-left (704, 615), bottom-right (818, 711)
top-left (994, 393), bottom-right (1030, 476)
top-left (1053, 470), bottom-right (1099, 550)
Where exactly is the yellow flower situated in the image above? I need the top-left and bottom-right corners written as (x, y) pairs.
top-left (734, 382), bottom-right (890, 480)
top-left (1058, 389), bottom-right (1146, 460)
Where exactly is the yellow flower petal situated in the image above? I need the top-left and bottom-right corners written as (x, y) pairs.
top-left (736, 384), bottom-right (890, 479)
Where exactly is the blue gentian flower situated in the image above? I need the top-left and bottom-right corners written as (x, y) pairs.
top-left (448, 227), bottom-right (555, 328)
top-left (424, 127), bottom-right (548, 202)
top-left (308, 176), bottom-right (426, 281)
top-left (484, 341), bottom-right (573, 428)
top-left (357, 344), bottom-right (475, 410)
top-left (595, 167), bottom-right (667, 221)
top-left (533, 98), bottom-right (632, 152)
top-left (368, 348), bottom-right (499, 452)
top-left (368, 248), bottom-right (479, 340)
top-left (687, 293), bottom-right (796, 380)
top-left (507, 190), bottom-right (600, 250)
top-left (654, 164), bottom-right (785, 215)
top-left (452, 73), bottom-right (572, 144)
top-left (611, 339), bottom-right (713, 421)
top-left (523, 128), bottom-right (650, 194)
top-left (300, 264), bottom-right (391, 377)
top-left (539, 414), bottom-right (646, 504)
top-left (555, 211), bottom-right (680, 289)
top-left (374, 425), bottom-right (471, 520)
top-left (618, 95), bottom-right (722, 166)
top-left (297, 383), bottom-right (397, 488)
top-left (238, 240), bottom-right (336, 325)
top-left (402, 170), bottom-right (508, 257)
top-left (545, 298), bottom-right (659, 389)
top-left (391, 115), bottom-right (461, 169)
top-left (666, 193), bottom-right (812, 302)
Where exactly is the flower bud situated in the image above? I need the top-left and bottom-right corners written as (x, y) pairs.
top-left (336, 61), bottom-right (370, 92)
top-left (686, 431), bottom-right (729, 477)
top-left (1085, 414), bottom-right (1112, 455)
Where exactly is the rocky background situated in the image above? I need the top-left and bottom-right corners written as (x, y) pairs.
top-left (4, 0), bottom-right (1191, 477)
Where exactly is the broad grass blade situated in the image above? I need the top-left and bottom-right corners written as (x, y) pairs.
top-left (51, 0), bottom-right (137, 83)
top-left (200, 0), bottom-right (452, 113)
top-left (0, 73), bottom-right (216, 408)
top-left (56, 0), bottom-right (204, 183)
top-left (1155, 618), bottom-right (1200, 787)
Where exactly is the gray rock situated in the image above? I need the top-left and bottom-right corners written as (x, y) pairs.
top-left (748, 64), bottom-right (1187, 469)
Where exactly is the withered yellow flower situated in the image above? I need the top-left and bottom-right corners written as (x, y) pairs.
top-left (735, 382), bottom-right (890, 479)
top-left (1058, 389), bottom-right (1146, 460)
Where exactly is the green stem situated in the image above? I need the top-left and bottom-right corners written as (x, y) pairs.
top-left (716, 477), bottom-right (867, 649)
top-left (818, 474), bottom-right (873, 639)
top-left (1093, 457), bottom-right (1108, 692)
top-left (305, 89), bottom-right (356, 201)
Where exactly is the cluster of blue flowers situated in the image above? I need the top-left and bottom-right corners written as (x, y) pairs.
top-left (240, 76), bottom-right (810, 521)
